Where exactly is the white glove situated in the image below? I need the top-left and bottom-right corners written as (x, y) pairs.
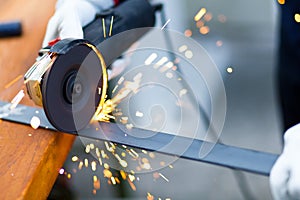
top-left (42, 0), bottom-right (114, 47)
top-left (270, 123), bottom-right (300, 200)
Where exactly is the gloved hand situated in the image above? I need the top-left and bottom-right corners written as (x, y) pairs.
top-left (42, 0), bottom-right (114, 47)
top-left (43, 0), bottom-right (129, 79)
top-left (270, 123), bottom-right (300, 200)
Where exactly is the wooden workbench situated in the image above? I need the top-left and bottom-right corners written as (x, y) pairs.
top-left (0, 1), bottom-right (75, 199)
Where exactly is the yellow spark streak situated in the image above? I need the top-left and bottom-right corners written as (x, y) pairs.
top-left (96, 148), bottom-right (100, 157)
top-left (93, 176), bottom-right (101, 189)
top-left (115, 177), bottom-right (120, 184)
top-left (135, 111), bottom-right (144, 117)
top-left (98, 157), bottom-right (103, 166)
top-left (161, 18), bottom-right (171, 30)
top-left (104, 163), bottom-right (110, 169)
top-left (295, 13), bottom-right (300, 23)
top-left (154, 57), bottom-right (168, 69)
top-left (147, 193), bottom-right (154, 200)
top-left (144, 53), bottom-right (158, 65)
top-left (127, 179), bottom-right (137, 191)
top-left (194, 8), bottom-right (206, 21)
top-left (178, 45), bottom-right (188, 53)
top-left (227, 67), bottom-right (233, 74)
top-left (101, 150), bottom-right (109, 159)
top-left (159, 173), bottom-right (169, 182)
top-left (78, 161), bottom-right (83, 170)
top-left (185, 50), bottom-right (193, 59)
top-left (90, 143), bottom-right (95, 149)
top-left (118, 76), bottom-right (125, 84)
top-left (91, 161), bottom-right (97, 171)
top-left (159, 61), bottom-right (174, 73)
top-left (130, 149), bottom-right (139, 158)
top-left (109, 16), bottom-right (114, 37)
top-left (111, 177), bottom-right (116, 185)
top-left (142, 150), bottom-right (148, 154)
top-left (179, 89), bottom-right (187, 97)
top-left (93, 175), bottom-right (98, 182)
top-left (85, 145), bottom-right (91, 153)
top-left (4, 75), bottom-right (23, 89)
top-left (72, 156), bottom-right (79, 162)
top-left (120, 170), bottom-right (127, 180)
top-left (112, 85), bottom-right (118, 94)
top-left (105, 141), bottom-right (114, 152)
top-left (102, 18), bottom-right (106, 38)
top-left (128, 174), bottom-right (136, 182)
top-left (84, 158), bottom-right (89, 167)
top-left (10, 90), bottom-right (25, 109)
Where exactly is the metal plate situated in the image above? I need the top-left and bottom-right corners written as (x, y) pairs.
top-left (0, 101), bottom-right (278, 176)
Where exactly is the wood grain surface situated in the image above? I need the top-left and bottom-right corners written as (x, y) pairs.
top-left (0, 1), bottom-right (75, 199)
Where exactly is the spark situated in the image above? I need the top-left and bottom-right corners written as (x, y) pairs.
top-left (144, 53), bottom-right (158, 65)
top-left (184, 29), bottom-right (192, 37)
top-left (78, 161), bottom-right (83, 170)
top-left (112, 85), bottom-right (118, 94)
top-left (93, 176), bottom-right (101, 190)
top-left (120, 170), bottom-right (127, 180)
top-left (161, 19), bottom-right (171, 30)
top-left (199, 26), bottom-right (210, 35)
top-left (103, 169), bottom-right (112, 178)
top-left (159, 61), bottom-right (174, 73)
top-left (295, 13), bottom-right (300, 23)
top-left (194, 8), bottom-right (206, 21)
top-left (59, 168), bottom-right (64, 175)
top-left (91, 161), bottom-right (97, 171)
top-left (111, 177), bottom-right (117, 185)
top-left (216, 40), bottom-right (223, 47)
top-left (4, 74), bottom-right (23, 89)
top-left (10, 90), bottom-right (25, 109)
top-left (127, 179), bottom-right (137, 191)
top-left (84, 158), bottom-right (89, 167)
top-left (147, 193), bottom-right (154, 200)
top-left (109, 15), bottom-right (114, 36)
top-left (227, 67), bottom-right (233, 74)
top-left (102, 18), bottom-right (106, 38)
top-left (118, 76), bottom-right (125, 85)
top-left (196, 20), bottom-right (204, 28)
top-left (166, 72), bottom-right (173, 79)
top-left (85, 144), bottom-right (91, 153)
top-left (135, 111), bottom-right (144, 117)
top-left (204, 12), bottom-right (213, 22)
top-left (159, 173), bottom-right (169, 182)
top-left (184, 50), bottom-right (193, 59)
top-left (72, 156), bottom-right (79, 162)
top-left (30, 116), bottom-right (40, 129)
top-left (277, 0), bottom-right (285, 4)
top-left (178, 45), bottom-right (188, 53)
top-left (126, 123), bottom-right (133, 130)
top-left (155, 57), bottom-right (168, 68)
top-left (179, 89), bottom-right (187, 97)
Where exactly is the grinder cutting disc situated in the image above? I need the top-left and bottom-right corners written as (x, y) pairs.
top-left (42, 42), bottom-right (106, 133)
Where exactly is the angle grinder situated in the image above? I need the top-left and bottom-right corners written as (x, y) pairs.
top-left (24, 0), bottom-right (157, 133)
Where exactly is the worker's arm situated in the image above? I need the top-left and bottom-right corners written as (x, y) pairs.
top-left (270, 124), bottom-right (300, 199)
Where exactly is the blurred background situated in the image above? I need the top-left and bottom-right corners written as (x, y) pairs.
top-left (49, 0), bottom-right (283, 199)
